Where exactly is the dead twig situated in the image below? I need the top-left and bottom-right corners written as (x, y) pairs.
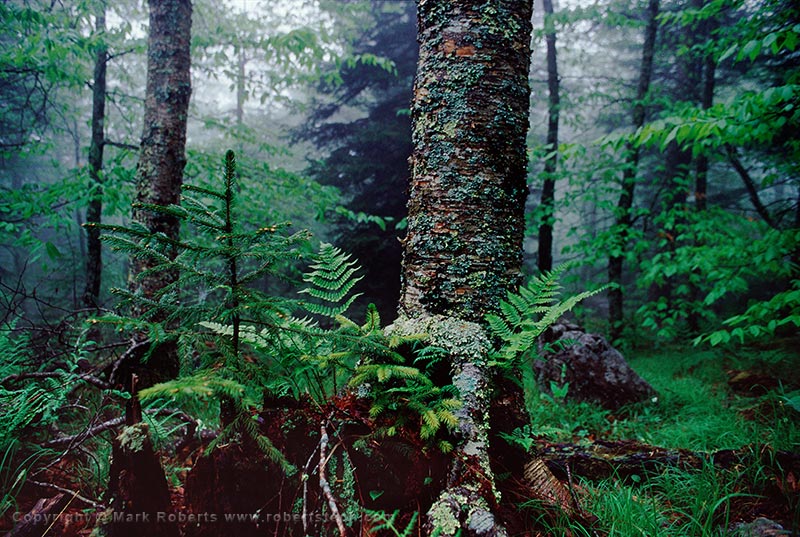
top-left (44, 408), bottom-right (197, 449)
top-left (28, 480), bottom-right (105, 510)
top-left (319, 420), bottom-right (347, 537)
top-left (1, 371), bottom-right (110, 390)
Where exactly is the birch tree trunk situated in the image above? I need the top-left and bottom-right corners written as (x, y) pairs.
top-left (395, 1), bottom-right (533, 534)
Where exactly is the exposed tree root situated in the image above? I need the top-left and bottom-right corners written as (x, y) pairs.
top-left (389, 315), bottom-right (509, 537)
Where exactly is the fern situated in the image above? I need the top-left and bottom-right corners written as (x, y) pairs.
top-left (486, 263), bottom-right (606, 364)
top-left (299, 242), bottom-right (363, 318)
top-left (350, 358), bottom-right (461, 444)
top-left (366, 509), bottom-right (420, 537)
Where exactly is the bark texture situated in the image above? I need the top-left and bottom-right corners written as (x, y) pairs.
top-left (388, 316), bottom-right (505, 536)
top-left (83, 3), bottom-right (107, 309)
top-left (130, 0), bottom-right (192, 303)
top-left (400, 0), bottom-right (532, 322)
top-left (126, 0), bottom-right (191, 386)
top-left (607, 0), bottom-right (659, 341)
top-left (398, 1), bottom-right (533, 535)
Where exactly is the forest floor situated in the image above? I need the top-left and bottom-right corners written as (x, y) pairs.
top-left (514, 345), bottom-right (800, 536)
top-left (3, 346), bottom-right (798, 537)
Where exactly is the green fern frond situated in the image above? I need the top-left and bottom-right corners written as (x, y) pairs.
top-left (437, 409), bottom-right (459, 429)
top-left (299, 243), bottom-right (363, 318)
top-left (421, 409), bottom-right (439, 431)
top-left (360, 303), bottom-right (381, 334)
top-left (350, 364), bottom-right (426, 385)
top-left (369, 403), bottom-right (385, 419)
top-left (438, 440), bottom-right (454, 453)
top-left (487, 263), bottom-right (606, 363)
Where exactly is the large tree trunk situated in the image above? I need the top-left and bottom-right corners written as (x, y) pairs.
top-left (398, 1), bottom-right (533, 535)
top-left (128, 0), bottom-right (192, 385)
top-left (538, 0), bottom-right (560, 274)
top-left (607, 0), bottom-right (659, 342)
top-left (83, 2), bottom-right (107, 310)
top-left (400, 0), bottom-right (531, 322)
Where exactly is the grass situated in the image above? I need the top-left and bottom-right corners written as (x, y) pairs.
top-left (519, 345), bottom-right (800, 535)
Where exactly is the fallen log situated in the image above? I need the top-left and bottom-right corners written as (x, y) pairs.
top-left (533, 439), bottom-right (800, 482)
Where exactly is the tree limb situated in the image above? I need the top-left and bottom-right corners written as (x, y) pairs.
top-left (726, 145), bottom-right (779, 229)
top-left (44, 408), bottom-right (197, 449)
top-left (104, 139), bottom-right (139, 151)
top-left (28, 480), bottom-right (105, 510)
top-left (1, 371), bottom-right (110, 390)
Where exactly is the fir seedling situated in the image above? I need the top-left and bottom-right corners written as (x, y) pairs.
top-left (94, 150), bottom-right (313, 464)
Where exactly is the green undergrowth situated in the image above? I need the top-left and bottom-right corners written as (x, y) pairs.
top-left (519, 346), bottom-right (800, 535)
top-left (561, 464), bottom-right (748, 537)
top-left (521, 347), bottom-right (799, 453)
top-left (625, 348), bottom-right (799, 452)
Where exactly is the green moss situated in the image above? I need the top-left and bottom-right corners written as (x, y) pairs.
top-left (117, 423), bottom-right (150, 453)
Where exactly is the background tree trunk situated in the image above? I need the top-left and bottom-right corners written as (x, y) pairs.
top-left (83, 1), bottom-right (107, 310)
top-left (694, 35), bottom-right (716, 211)
top-left (398, 1), bottom-right (533, 534)
top-left (128, 0), bottom-right (192, 385)
top-left (607, 0), bottom-right (659, 341)
top-left (538, 0), bottom-right (560, 274)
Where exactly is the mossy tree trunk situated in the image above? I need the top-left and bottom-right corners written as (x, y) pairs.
top-left (128, 0), bottom-right (191, 385)
top-left (401, 0), bottom-right (531, 320)
top-left (398, 1), bottom-right (533, 534)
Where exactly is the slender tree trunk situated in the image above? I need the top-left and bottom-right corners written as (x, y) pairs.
top-left (396, 1), bottom-right (533, 534)
top-left (694, 49), bottom-right (716, 211)
top-left (131, 0), bottom-right (192, 300)
top-left (726, 145), bottom-right (779, 229)
top-left (608, 0), bottom-right (659, 341)
top-left (129, 0), bottom-right (192, 385)
top-left (538, 0), bottom-right (560, 274)
top-left (689, 3), bottom-right (716, 331)
top-left (235, 46), bottom-right (245, 126)
top-left (83, 2), bottom-right (107, 310)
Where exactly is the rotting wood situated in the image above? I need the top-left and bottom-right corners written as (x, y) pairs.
top-left (534, 439), bottom-right (800, 482)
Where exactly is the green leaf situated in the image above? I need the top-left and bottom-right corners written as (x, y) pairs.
top-left (45, 241), bottom-right (61, 260)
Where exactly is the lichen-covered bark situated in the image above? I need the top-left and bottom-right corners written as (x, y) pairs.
top-left (400, 0), bottom-right (533, 322)
top-left (130, 0), bottom-right (192, 304)
top-left (397, 1), bottom-right (533, 535)
top-left (388, 316), bottom-right (505, 536)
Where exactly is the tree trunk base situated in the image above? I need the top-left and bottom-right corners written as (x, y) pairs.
top-left (95, 422), bottom-right (178, 537)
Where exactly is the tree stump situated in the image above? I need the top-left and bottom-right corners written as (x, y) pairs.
top-left (94, 422), bottom-right (178, 537)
